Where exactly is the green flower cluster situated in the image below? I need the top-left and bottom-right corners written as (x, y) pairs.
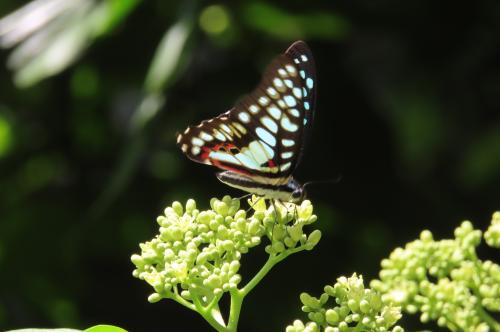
top-left (248, 196), bottom-right (321, 255)
top-left (371, 213), bottom-right (500, 331)
top-left (286, 274), bottom-right (404, 332)
top-left (131, 196), bottom-right (320, 321)
top-left (485, 211), bottom-right (500, 248)
top-left (132, 196), bottom-right (251, 303)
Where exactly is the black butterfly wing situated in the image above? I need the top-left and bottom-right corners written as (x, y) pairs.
top-left (177, 41), bottom-right (316, 185)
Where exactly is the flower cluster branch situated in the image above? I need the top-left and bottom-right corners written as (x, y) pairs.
top-left (131, 196), bottom-right (320, 332)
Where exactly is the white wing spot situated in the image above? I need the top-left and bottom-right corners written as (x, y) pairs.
top-left (261, 116), bottom-right (278, 133)
top-left (221, 124), bottom-right (232, 133)
top-left (281, 151), bottom-right (293, 159)
top-left (267, 105), bottom-right (282, 120)
top-left (304, 118), bottom-right (308, 125)
top-left (232, 122), bottom-right (247, 134)
top-left (239, 111), bottom-right (251, 123)
top-left (285, 64), bottom-right (297, 75)
top-left (300, 70), bottom-right (305, 79)
top-left (233, 152), bottom-right (259, 169)
top-left (192, 137), bottom-right (204, 146)
top-left (248, 141), bottom-right (274, 162)
top-left (284, 95), bottom-right (296, 107)
top-left (266, 87), bottom-right (278, 98)
top-left (200, 132), bottom-right (213, 141)
top-left (302, 87), bottom-right (308, 97)
top-left (261, 142), bottom-right (275, 159)
top-left (277, 99), bottom-right (286, 109)
top-left (289, 108), bottom-right (300, 117)
top-left (184, 128), bottom-right (190, 134)
top-left (284, 79), bottom-right (293, 88)
top-left (181, 144), bottom-right (188, 152)
top-left (210, 151), bottom-right (240, 165)
top-left (278, 68), bottom-right (288, 77)
top-left (249, 105), bottom-right (259, 114)
top-left (280, 162), bottom-right (292, 172)
top-left (304, 101), bottom-right (310, 110)
top-left (301, 55), bottom-right (308, 62)
top-left (306, 78), bottom-right (314, 89)
top-left (191, 146), bottom-right (201, 155)
top-left (273, 78), bottom-right (284, 89)
top-left (214, 130), bottom-right (226, 141)
top-left (282, 139), bottom-right (295, 147)
top-left (294, 58), bottom-right (300, 64)
top-left (256, 127), bottom-right (276, 146)
top-left (281, 116), bottom-right (299, 132)
top-left (258, 96), bottom-right (270, 106)
top-left (176, 135), bottom-right (182, 143)
top-left (292, 87), bottom-right (302, 99)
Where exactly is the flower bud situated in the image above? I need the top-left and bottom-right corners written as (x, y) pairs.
top-left (148, 293), bottom-right (162, 303)
top-left (172, 201), bottom-right (183, 216)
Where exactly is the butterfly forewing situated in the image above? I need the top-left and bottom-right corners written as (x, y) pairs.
top-left (177, 41), bottom-right (316, 186)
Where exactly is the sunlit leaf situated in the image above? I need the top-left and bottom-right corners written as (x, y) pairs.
top-left (0, 0), bottom-right (140, 87)
top-left (85, 325), bottom-right (128, 332)
top-left (0, 112), bottom-right (13, 158)
top-left (242, 2), bottom-right (348, 40)
top-left (199, 5), bottom-right (230, 36)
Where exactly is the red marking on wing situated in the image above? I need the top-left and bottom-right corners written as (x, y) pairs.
top-left (201, 146), bottom-right (211, 160)
top-left (201, 143), bottom-right (239, 161)
top-left (212, 159), bottom-right (251, 176)
top-left (268, 160), bottom-right (276, 168)
top-left (199, 143), bottom-right (252, 176)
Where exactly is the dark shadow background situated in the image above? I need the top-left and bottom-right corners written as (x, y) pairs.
top-left (0, 0), bottom-right (499, 331)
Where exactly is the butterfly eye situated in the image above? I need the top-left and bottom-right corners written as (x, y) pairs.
top-left (291, 187), bottom-right (304, 201)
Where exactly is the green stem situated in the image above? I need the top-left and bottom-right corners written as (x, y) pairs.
top-left (476, 303), bottom-right (500, 332)
top-left (171, 293), bottom-right (196, 312)
top-left (468, 262), bottom-right (500, 332)
top-left (192, 244), bottom-right (310, 331)
top-left (193, 294), bottom-right (227, 332)
top-left (240, 254), bottom-right (279, 297)
top-left (240, 244), bottom-right (309, 297)
top-left (226, 290), bottom-right (245, 332)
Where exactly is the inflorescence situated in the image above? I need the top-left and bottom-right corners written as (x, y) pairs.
top-left (131, 196), bottom-right (320, 311)
top-left (131, 196), bottom-right (499, 332)
top-left (370, 212), bottom-right (500, 331)
top-left (286, 274), bottom-right (404, 332)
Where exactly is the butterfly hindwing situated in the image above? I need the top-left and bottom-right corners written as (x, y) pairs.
top-left (177, 41), bottom-right (316, 186)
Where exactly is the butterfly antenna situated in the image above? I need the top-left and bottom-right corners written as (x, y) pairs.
top-left (302, 173), bottom-right (342, 190)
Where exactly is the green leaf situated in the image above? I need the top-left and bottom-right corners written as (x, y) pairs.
top-left (242, 2), bottom-right (348, 40)
top-left (5, 326), bottom-right (127, 332)
top-left (85, 325), bottom-right (128, 332)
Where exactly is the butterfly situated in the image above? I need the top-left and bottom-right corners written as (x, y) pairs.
top-left (177, 41), bottom-right (316, 203)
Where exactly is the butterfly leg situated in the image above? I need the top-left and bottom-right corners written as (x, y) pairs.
top-left (270, 199), bottom-right (278, 241)
top-left (236, 193), bottom-right (253, 201)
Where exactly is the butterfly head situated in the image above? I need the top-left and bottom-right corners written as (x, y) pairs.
top-left (288, 178), bottom-right (306, 203)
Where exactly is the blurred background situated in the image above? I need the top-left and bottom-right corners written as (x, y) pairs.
top-left (0, 0), bottom-right (499, 331)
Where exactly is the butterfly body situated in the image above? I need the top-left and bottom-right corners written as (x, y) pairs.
top-left (177, 41), bottom-right (316, 202)
top-left (216, 171), bottom-right (304, 203)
